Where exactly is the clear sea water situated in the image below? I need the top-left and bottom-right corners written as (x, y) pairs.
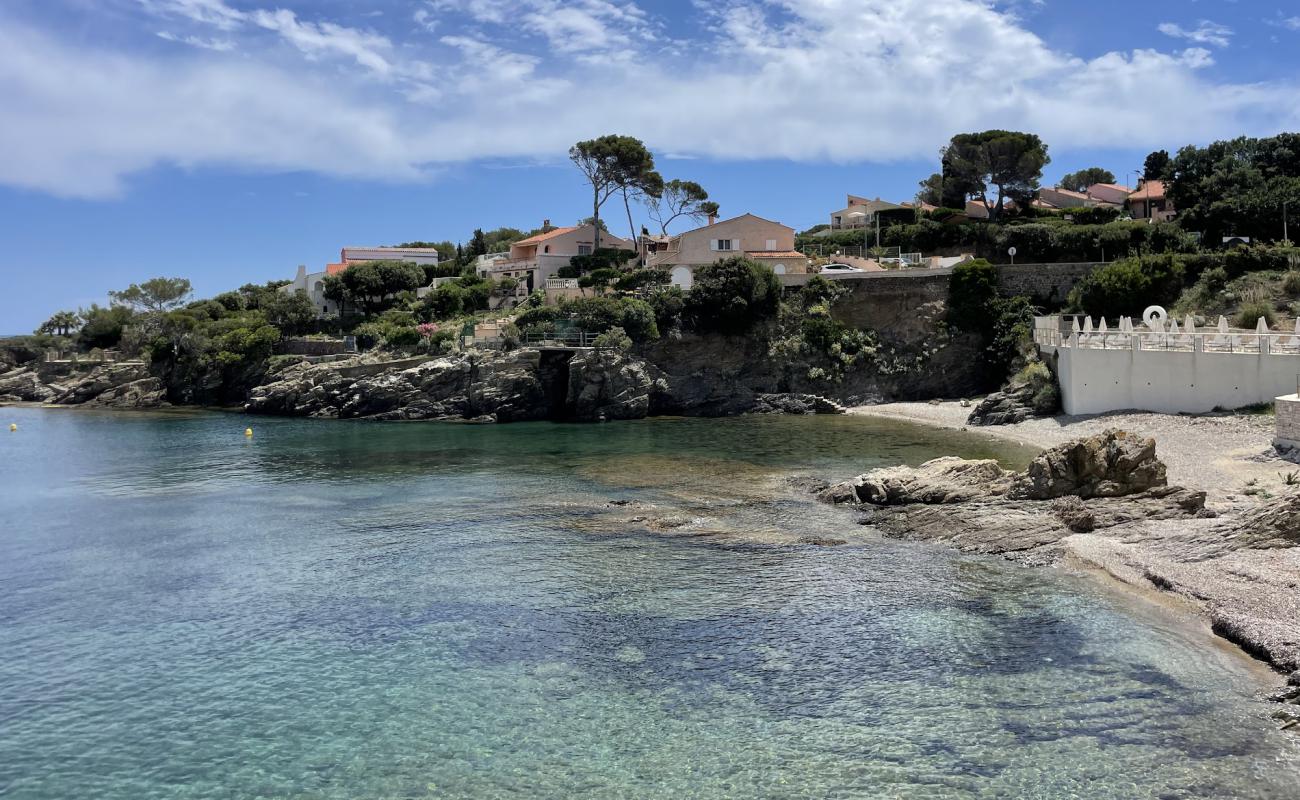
top-left (1, 407), bottom-right (1298, 799)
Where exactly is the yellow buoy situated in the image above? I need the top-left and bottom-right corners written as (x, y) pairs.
top-left (8, 423), bottom-right (15, 432)
top-left (244, 428), bottom-right (253, 437)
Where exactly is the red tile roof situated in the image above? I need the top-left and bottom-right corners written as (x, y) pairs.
top-left (1129, 180), bottom-right (1167, 200)
top-left (325, 263), bottom-right (348, 275)
top-left (513, 226), bottom-right (578, 246)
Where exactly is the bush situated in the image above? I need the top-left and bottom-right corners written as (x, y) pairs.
top-left (592, 326), bottom-right (632, 351)
top-left (1015, 361), bottom-right (1060, 415)
top-left (1223, 245), bottom-right (1300, 278)
top-left (647, 287), bottom-right (685, 333)
top-left (1234, 300), bottom-right (1276, 330)
top-left (1066, 206), bottom-right (1121, 225)
top-left (1067, 257), bottom-right (1186, 319)
top-left (947, 259), bottom-right (998, 331)
top-left (615, 269), bottom-right (671, 292)
top-left (684, 256), bottom-right (782, 334)
top-left (1283, 271), bottom-right (1300, 296)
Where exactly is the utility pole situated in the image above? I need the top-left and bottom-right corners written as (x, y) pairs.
top-left (1285, 200), bottom-right (1290, 245)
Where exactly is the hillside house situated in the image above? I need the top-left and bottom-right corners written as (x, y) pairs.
top-left (480, 223), bottom-right (634, 308)
top-left (1128, 180), bottom-right (1175, 222)
top-left (284, 246), bottom-right (448, 317)
top-left (647, 213), bottom-right (808, 289)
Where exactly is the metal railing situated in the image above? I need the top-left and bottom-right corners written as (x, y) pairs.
top-left (1034, 327), bottom-right (1300, 355)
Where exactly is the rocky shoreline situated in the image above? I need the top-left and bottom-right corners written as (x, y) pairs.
top-left (809, 428), bottom-right (1300, 728)
top-left (0, 348), bottom-right (849, 422)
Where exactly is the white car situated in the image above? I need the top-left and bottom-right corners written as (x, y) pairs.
top-left (818, 263), bottom-right (865, 274)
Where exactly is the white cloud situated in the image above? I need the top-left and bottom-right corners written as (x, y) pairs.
top-left (4, 0), bottom-right (1299, 199)
top-left (1157, 20), bottom-right (1233, 48)
top-left (1285, 17), bottom-right (1300, 31)
top-left (156, 30), bottom-right (236, 51)
top-left (136, 0), bottom-right (246, 31)
top-left (249, 9), bottom-right (395, 77)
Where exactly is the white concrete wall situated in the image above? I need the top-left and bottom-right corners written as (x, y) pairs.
top-left (1048, 343), bottom-right (1300, 414)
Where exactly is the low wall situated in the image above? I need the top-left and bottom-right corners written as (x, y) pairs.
top-left (335, 357), bottom-right (431, 379)
top-left (281, 338), bottom-right (347, 356)
top-left (1047, 343), bottom-right (1300, 415)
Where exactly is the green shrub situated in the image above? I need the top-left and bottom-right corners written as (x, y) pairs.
top-left (947, 259), bottom-right (998, 331)
top-left (1282, 271), bottom-right (1300, 296)
top-left (1234, 300), bottom-right (1276, 330)
top-left (684, 256), bottom-right (782, 334)
top-left (647, 287), bottom-right (685, 333)
top-left (1223, 245), bottom-right (1300, 278)
top-left (1067, 257), bottom-right (1186, 318)
top-left (1066, 206), bottom-right (1121, 225)
top-left (1015, 361), bottom-right (1060, 415)
top-left (592, 326), bottom-right (632, 351)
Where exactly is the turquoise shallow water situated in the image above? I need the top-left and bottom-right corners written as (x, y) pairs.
top-left (1, 407), bottom-right (1298, 799)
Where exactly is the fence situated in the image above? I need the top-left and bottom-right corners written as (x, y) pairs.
top-left (1035, 314), bottom-right (1300, 415)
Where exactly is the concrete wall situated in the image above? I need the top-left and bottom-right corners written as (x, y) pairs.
top-left (1047, 343), bottom-right (1300, 415)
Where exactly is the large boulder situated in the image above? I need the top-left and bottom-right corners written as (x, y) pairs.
top-left (820, 457), bottom-right (1011, 506)
top-left (567, 350), bottom-right (664, 422)
top-left (966, 383), bottom-right (1038, 426)
top-left (0, 368), bottom-right (55, 402)
top-left (1006, 429), bottom-right (1166, 500)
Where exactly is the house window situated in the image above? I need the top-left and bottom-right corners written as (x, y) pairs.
top-left (577, 244), bottom-right (592, 255)
top-left (543, 245), bottom-right (550, 254)
top-left (765, 239), bottom-right (777, 250)
top-left (713, 239), bottom-right (734, 251)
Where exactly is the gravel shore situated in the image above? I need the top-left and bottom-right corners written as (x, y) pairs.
top-left (849, 400), bottom-right (1288, 509)
top-left (845, 400), bottom-right (1300, 695)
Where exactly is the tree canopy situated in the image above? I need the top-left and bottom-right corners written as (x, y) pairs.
top-left (1058, 167), bottom-right (1116, 192)
top-left (684, 256), bottom-right (782, 334)
top-left (1168, 133), bottom-right (1300, 244)
top-left (647, 179), bottom-right (719, 235)
top-left (570, 134), bottom-right (656, 251)
top-left (323, 261), bottom-right (425, 315)
top-left (942, 131), bottom-right (1050, 221)
top-left (1143, 150), bottom-right (1173, 182)
top-left (37, 310), bottom-right (82, 337)
top-left (109, 277), bottom-right (193, 313)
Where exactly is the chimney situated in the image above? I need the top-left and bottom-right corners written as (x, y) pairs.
top-left (707, 212), bottom-right (717, 226)
top-left (295, 264), bottom-right (307, 280)
top-left (543, 218), bottom-right (551, 230)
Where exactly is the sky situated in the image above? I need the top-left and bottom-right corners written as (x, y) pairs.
top-left (3, 0), bottom-right (1300, 332)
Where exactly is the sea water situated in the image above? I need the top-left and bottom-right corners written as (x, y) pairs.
top-left (1, 408), bottom-right (1297, 798)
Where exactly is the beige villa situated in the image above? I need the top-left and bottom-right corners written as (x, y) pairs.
top-left (481, 222), bottom-right (633, 308)
top-left (828, 195), bottom-right (906, 230)
top-left (647, 213), bottom-right (808, 289)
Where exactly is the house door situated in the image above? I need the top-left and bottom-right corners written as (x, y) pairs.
top-left (670, 266), bottom-right (693, 289)
top-left (773, 264), bottom-right (786, 275)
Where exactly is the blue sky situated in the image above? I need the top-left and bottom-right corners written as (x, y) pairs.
top-left (3, 0), bottom-right (1299, 332)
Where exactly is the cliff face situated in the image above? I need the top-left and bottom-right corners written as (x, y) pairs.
top-left (242, 348), bottom-right (849, 423)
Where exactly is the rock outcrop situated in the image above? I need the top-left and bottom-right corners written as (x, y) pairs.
top-left (567, 349), bottom-right (665, 421)
top-left (0, 363), bottom-right (166, 407)
top-left (965, 382), bottom-right (1039, 426)
top-left (82, 377), bottom-right (169, 409)
top-left (1006, 429), bottom-right (1168, 500)
top-left (0, 368), bottom-right (56, 402)
top-left (818, 429), bottom-right (1204, 561)
top-left (50, 364), bottom-right (153, 406)
top-left (748, 393), bottom-right (847, 415)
